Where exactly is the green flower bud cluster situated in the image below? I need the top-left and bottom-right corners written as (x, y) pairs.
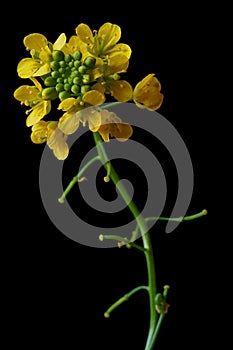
top-left (41, 50), bottom-right (96, 101)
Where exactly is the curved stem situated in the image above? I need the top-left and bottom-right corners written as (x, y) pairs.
top-left (93, 131), bottom-right (157, 349)
top-left (104, 286), bottom-right (148, 318)
top-left (149, 313), bottom-right (166, 347)
top-left (58, 155), bottom-right (100, 203)
top-left (145, 209), bottom-right (208, 223)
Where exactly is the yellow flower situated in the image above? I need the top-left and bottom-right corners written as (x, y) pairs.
top-left (75, 22), bottom-right (131, 59)
top-left (75, 23), bottom-right (131, 82)
top-left (91, 53), bottom-right (133, 102)
top-left (17, 33), bottom-right (66, 78)
top-left (57, 90), bottom-right (105, 134)
top-left (13, 77), bottom-right (51, 126)
top-left (97, 109), bottom-right (133, 142)
top-left (133, 74), bottom-right (164, 110)
top-left (31, 121), bottom-right (69, 160)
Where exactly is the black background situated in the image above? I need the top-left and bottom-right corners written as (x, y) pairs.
top-left (2, 3), bottom-right (219, 349)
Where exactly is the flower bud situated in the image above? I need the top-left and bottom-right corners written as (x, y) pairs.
top-left (59, 90), bottom-right (70, 101)
top-left (84, 56), bottom-right (96, 68)
top-left (44, 76), bottom-right (57, 87)
top-left (81, 85), bottom-right (90, 94)
top-left (42, 87), bottom-right (58, 100)
top-left (78, 65), bottom-right (87, 74)
top-left (71, 84), bottom-right (80, 94)
top-left (73, 50), bottom-right (82, 61)
top-left (52, 50), bottom-right (64, 61)
top-left (82, 74), bottom-right (91, 84)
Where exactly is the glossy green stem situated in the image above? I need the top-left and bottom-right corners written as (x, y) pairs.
top-left (93, 132), bottom-right (157, 350)
top-left (58, 155), bottom-right (100, 203)
top-left (104, 286), bottom-right (148, 318)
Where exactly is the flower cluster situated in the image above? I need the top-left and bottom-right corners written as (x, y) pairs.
top-left (14, 22), bottom-right (164, 159)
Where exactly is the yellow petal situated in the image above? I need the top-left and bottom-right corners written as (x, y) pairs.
top-left (82, 90), bottom-right (105, 105)
top-left (17, 58), bottom-right (42, 78)
top-left (23, 33), bottom-right (48, 51)
top-left (98, 126), bottom-right (110, 142)
top-left (30, 121), bottom-right (48, 144)
top-left (39, 47), bottom-right (52, 63)
top-left (107, 80), bottom-right (133, 102)
top-left (112, 123), bottom-right (133, 141)
top-left (87, 110), bottom-right (102, 132)
top-left (104, 53), bottom-right (129, 74)
top-left (53, 33), bottom-right (66, 50)
top-left (133, 74), bottom-right (164, 110)
top-left (63, 35), bottom-right (87, 55)
top-left (58, 113), bottom-right (80, 134)
top-left (75, 23), bottom-right (93, 44)
top-left (109, 43), bottom-right (132, 59)
top-left (98, 23), bottom-right (121, 50)
top-left (32, 63), bottom-right (50, 77)
top-left (134, 94), bottom-right (164, 111)
top-left (91, 82), bottom-right (106, 94)
top-left (26, 101), bottom-right (51, 126)
top-left (47, 128), bottom-right (69, 160)
top-left (29, 77), bottom-right (43, 91)
top-left (13, 85), bottom-right (39, 102)
top-left (58, 97), bottom-right (79, 111)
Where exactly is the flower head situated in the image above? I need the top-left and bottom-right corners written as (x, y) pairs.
top-left (133, 74), bottom-right (164, 110)
top-left (14, 22), bottom-right (164, 160)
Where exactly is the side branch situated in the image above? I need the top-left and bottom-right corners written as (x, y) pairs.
top-left (104, 286), bottom-right (149, 318)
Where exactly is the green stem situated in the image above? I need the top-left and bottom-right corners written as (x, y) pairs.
top-left (93, 131), bottom-right (157, 350)
top-left (58, 155), bottom-right (100, 203)
top-left (104, 286), bottom-right (148, 318)
top-left (145, 209), bottom-right (207, 223)
top-left (149, 313), bottom-right (166, 346)
top-left (131, 210), bottom-right (207, 244)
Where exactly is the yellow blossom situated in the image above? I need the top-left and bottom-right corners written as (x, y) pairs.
top-left (97, 109), bottom-right (133, 142)
top-left (91, 52), bottom-right (133, 102)
top-left (17, 33), bottom-right (66, 78)
top-left (75, 22), bottom-right (131, 59)
top-left (13, 77), bottom-right (51, 126)
top-left (31, 121), bottom-right (69, 160)
top-left (57, 89), bottom-right (105, 134)
top-left (133, 74), bottom-right (164, 111)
